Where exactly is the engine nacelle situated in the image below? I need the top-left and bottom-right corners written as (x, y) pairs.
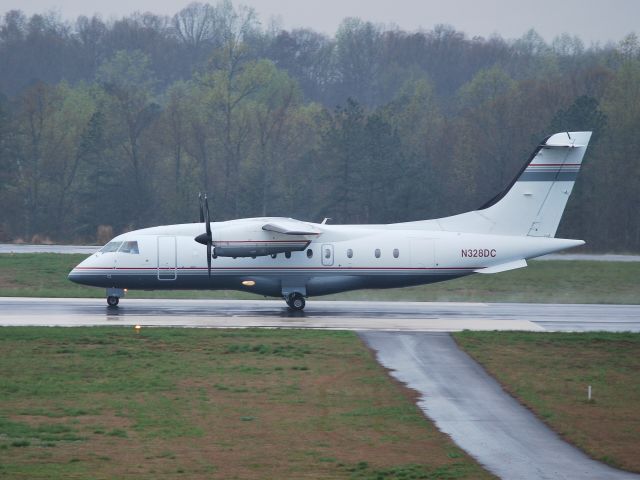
top-left (211, 220), bottom-right (314, 257)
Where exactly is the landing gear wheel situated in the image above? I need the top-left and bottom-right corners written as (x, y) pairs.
top-left (286, 293), bottom-right (306, 311)
top-left (107, 296), bottom-right (119, 307)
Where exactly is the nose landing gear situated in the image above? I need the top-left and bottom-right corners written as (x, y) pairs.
top-left (285, 292), bottom-right (306, 311)
top-left (106, 288), bottom-right (125, 307)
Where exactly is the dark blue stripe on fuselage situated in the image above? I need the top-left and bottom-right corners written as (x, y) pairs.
top-left (68, 271), bottom-right (471, 297)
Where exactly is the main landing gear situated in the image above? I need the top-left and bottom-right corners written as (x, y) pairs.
top-left (107, 296), bottom-right (119, 307)
top-left (285, 292), bottom-right (306, 311)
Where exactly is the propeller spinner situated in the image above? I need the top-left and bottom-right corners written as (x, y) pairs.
top-left (194, 193), bottom-right (213, 278)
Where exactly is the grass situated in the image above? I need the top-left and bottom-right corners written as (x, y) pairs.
top-left (0, 327), bottom-right (493, 479)
top-left (454, 331), bottom-right (640, 472)
top-left (1, 253), bottom-right (639, 303)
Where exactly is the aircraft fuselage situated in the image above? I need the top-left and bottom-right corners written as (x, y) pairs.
top-left (68, 218), bottom-right (582, 298)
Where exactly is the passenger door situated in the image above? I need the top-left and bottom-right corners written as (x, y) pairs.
top-left (321, 244), bottom-right (334, 266)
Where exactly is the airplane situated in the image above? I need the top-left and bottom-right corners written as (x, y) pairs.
top-left (69, 131), bottom-right (592, 311)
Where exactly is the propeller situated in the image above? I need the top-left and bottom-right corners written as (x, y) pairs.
top-left (195, 193), bottom-right (213, 278)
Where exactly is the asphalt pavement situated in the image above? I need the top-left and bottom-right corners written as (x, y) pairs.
top-left (362, 332), bottom-right (640, 480)
top-left (1, 298), bottom-right (640, 332)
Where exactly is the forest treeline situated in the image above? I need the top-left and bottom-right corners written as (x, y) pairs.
top-left (0, 1), bottom-right (639, 251)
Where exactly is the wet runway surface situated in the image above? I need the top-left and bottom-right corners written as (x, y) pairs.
top-left (362, 332), bottom-right (640, 480)
top-left (1, 297), bottom-right (639, 332)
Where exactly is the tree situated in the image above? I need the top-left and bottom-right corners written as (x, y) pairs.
top-left (265, 29), bottom-right (335, 104)
top-left (456, 65), bottom-right (514, 111)
top-left (0, 93), bottom-right (12, 239)
top-left (548, 95), bottom-right (607, 243)
top-left (196, 55), bottom-right (272, 217)
top-left (97, 50), bottom-right (161, 226)
top-left (73, 110), bottom-right (122, 240)
top-left (156, 81), bottom-right (201, 223)
top-left (316, 98), bottom-right (367, 223)
top-left (598, 60), bottom-right (640, 250)
top-left (4, 82), bottom-right (95, 239)
top-left (361, 113), bottom-right (405, 223)
top-left (333, 18), bottom-right (382, 106)
top-left (381, 78), bottom-right (443, 219)
top-left (251, 66), bottom-right (301, 216)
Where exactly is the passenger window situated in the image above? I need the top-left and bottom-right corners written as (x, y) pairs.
top-left (100, 241), bottom-right (122, 253)
top-left (393, 248), bottom-right (399, 258)
top-left (119, 241), bottom-right (139, 254)
top-left (285, 251), bottom-right (291, 259)
top-left (307, 249), bottom-right (313, 258)
top-left (347, 248), bottom-right (353, 258)
top-left (374, 248), bottom-right (381, 258)
top-left (324, 248), bottom-right (331, 259)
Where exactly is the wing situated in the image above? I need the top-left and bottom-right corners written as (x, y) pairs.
top-left (262, 219), bottom-right (322, 236)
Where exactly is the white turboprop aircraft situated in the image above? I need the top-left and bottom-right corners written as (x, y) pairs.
top-left (69, 131), bottom-right (591, 310)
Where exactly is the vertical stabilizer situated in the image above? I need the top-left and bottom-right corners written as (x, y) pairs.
top-left (435, 131), bottom-right (592, 237)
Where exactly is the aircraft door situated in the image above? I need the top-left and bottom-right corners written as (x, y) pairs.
top-left (321, 244), bottom-right (334, 266)
top-left (157, 236), bottom-right (177, 280)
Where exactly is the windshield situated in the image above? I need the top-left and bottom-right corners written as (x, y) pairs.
top-left (100, 241), bottom-right (122, 253)
top-left (119, 241), bottom-right (139, 254)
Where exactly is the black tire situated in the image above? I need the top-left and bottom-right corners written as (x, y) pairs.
top-left (107, 296), bottom-right (119, 307)
top-left (287, 293), bottom-right (305, 311)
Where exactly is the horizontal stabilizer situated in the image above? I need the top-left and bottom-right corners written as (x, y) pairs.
top-left (475, 259), bottom-right (527, 274)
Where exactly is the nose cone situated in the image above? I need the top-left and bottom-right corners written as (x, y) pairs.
top-left (68, 267), bottom-right (86, 285)
top-left (68, 256), bottom-right (95, 286)
top-left (67, 264), bottom-right (89, 285)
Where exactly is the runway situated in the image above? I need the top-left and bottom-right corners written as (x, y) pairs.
top-left (1, 297), bottom-right (639, 332)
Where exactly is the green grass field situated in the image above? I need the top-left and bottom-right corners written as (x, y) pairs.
top-left (0, 253), bottom-right (639, 303)
top-left (454, 331), bottom-right (640, 473)
top-left (0, 327), bottom-right (493, 479)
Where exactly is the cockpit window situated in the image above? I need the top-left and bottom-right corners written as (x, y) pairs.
top-left (119, 241), bottom-right (139, 254)
top-left (100, 241), bottom-right (122, 253)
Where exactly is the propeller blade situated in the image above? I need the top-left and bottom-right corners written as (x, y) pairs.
top-left (204, 194), bottom-right (212, 237)
top-left (194, 193), bottom-right (214, 278)
top-left (198, 193), bottom-right (204, 223)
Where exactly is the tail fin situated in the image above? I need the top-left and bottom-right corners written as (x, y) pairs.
top-left (437, 131), bottom-right (592, 237)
